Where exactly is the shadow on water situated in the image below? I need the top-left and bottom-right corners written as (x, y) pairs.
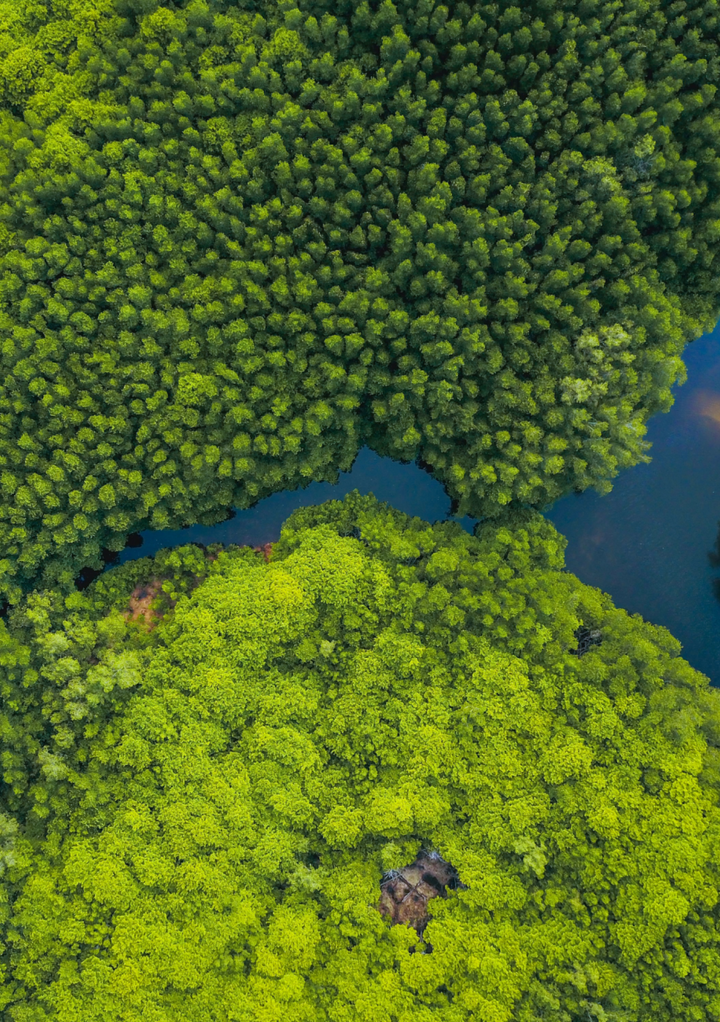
top-left (76, 546), bottom-right (123, 590)
top-left (709, 524), bottom-right (720, 602)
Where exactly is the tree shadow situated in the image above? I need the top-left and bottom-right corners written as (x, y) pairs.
top-left (75, 548), bottom-right (121, 591)
top-left (709, 522), bottom-right (720, 601)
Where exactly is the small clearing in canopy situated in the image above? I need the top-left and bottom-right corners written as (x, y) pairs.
top-left (123, 580), bottom-right (168, 630)
top-left (379, 851), bottom-right (462, 942)
top-left (121, 544), bottom-right (272, 630)
top-left (572, 626), bottom-right (603, 656)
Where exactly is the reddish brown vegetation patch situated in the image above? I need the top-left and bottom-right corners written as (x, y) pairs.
top-left (123, 580), bottom-right (169, 630)
top-left (379, 852), bottom-right (460, 938)
top-left (122, 545), bottom-right (272, 630)
top-left (253, 542), bottom-right (273, 561)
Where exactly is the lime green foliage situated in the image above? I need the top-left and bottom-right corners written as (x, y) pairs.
top-left (0, 1), bottom-right (121, 113)
top-left (1, 494), bottom-right (719, 1021)
top-left (0, 538), bottom-right (239, 818)
top-left (0, 0), bottom-right (719, 597)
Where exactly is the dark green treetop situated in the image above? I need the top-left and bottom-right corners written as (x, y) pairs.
top-left (1, 0), bottom-right (719, 597)
top-left (1, 493), bottom-right (719, 1021)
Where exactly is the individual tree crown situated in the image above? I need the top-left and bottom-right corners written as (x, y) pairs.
top-left (1, 493), bottom-right (719, 1021)
top-left (1, 0), bottom-right (719, 597)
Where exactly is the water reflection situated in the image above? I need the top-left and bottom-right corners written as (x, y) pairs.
top-left (695, 389), bottom-right (720, 427)
top-left (548, 325), bottom-right (720, 684)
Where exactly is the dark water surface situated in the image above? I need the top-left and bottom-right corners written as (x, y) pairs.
top-left (548, 325), bottom-right (720, 683)
top-left (119, 326), bottom-right (720, 683)
top-left (117, 446), bottom-right (476, 566)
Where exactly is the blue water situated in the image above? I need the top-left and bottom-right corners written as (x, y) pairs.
top-left (117, 447), bottom-right (476, 564)
top-left (547, 325), bottom-right (720, 683)
top-left (117, 327), bottom-right (720, 684)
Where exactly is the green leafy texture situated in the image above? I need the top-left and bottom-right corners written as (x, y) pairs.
top-left (1, 0), bottom-right (720, 597)
top-left (1, 493), bottom-right (720, 1021)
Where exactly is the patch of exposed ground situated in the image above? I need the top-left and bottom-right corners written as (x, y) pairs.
top-left (379, 851), bottom-right (462, 940)
top-left (123, 580), bottom-right (169, 630)
top-left (122, 544), bottom-right (273, 629)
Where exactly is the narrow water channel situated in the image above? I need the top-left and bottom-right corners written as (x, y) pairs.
top-left (116, 446), bottom-right (475, 567)
top-left (117, 324), bottom-right (720, 684)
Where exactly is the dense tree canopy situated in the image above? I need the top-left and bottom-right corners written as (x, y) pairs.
top-left (1, 493), bottom-right (719, 1021)
top-left (1, 4), bottom-right (718, 1018)
top-left (0, 0), bottom-right (719, 597)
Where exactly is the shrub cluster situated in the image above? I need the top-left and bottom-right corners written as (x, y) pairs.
top-left (0, 0), bottom-right (719, 597)
top-left (0, 494), bottom-right (718, 1021)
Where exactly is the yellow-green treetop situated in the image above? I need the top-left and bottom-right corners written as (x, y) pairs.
top-left (1, 494), bottom-right (719, 1021)
top-left (0, 0), bottom-right (719, 597)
